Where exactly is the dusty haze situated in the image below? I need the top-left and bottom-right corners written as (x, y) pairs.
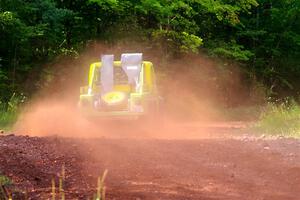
top-left (14, 42), bottom-right (262, 139)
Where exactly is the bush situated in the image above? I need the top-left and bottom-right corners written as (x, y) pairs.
top-left (0, 93), bottom-right (25, 129)
top-left (256, 99), bottom-right (300, 137)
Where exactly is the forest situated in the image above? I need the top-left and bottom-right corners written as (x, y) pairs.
top-left (0, 0), bottom-right (300, 103)
top-left (1, 1), bottom-right (300, 199)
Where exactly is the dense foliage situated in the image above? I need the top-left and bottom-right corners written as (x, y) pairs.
top-left (0, 0), bottom-right (299, 102)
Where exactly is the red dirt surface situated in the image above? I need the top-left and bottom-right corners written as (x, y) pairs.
top-left (0, 130), bottom-right (300, 200)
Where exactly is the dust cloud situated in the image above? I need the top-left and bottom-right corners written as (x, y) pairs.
top-left (14, 99), bottom-right (97, 137)
top-left (14, 42), bottom-right (261, 139)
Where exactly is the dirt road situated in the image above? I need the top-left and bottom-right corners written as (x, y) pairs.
top-left (0, 127), bottom-right (300, 200)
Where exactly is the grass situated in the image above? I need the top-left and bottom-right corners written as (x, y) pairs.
top-left (0, 166), bottom-right (108, 200)
top-left (0, 93), bottom-right (25, 131)
top-left (0, 174), bottom-right (12, 200)
top-left (256, 99), bottom-right (300, 137)
top-left (0, 175), bottom-right (12, 186)
top-left (51, 165), bottom-right (108, 200)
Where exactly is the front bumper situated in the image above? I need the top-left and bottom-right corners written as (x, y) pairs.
top-left (79, 93), bottom-right (147, 120)
top-left (79, 107), bottom-right (145, 120)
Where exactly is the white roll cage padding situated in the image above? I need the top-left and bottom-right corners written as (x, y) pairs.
top-left (121, 53), bottom-right (143, 91)
top-left (99, 53), bottom-right (143, 94)
top-left (100, 54), bottom-right (114, 94)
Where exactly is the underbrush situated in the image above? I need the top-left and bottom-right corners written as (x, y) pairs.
top-left (0, 94), bottom-right (25, 130)
top-left (256, 99), bottom-right (300, 137)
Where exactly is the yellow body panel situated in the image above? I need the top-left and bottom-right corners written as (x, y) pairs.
top-left (86, 61), bottom-right (155, 93)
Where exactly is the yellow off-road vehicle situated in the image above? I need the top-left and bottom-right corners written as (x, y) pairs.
top-left (78, 53), bottom-right (162, 121)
